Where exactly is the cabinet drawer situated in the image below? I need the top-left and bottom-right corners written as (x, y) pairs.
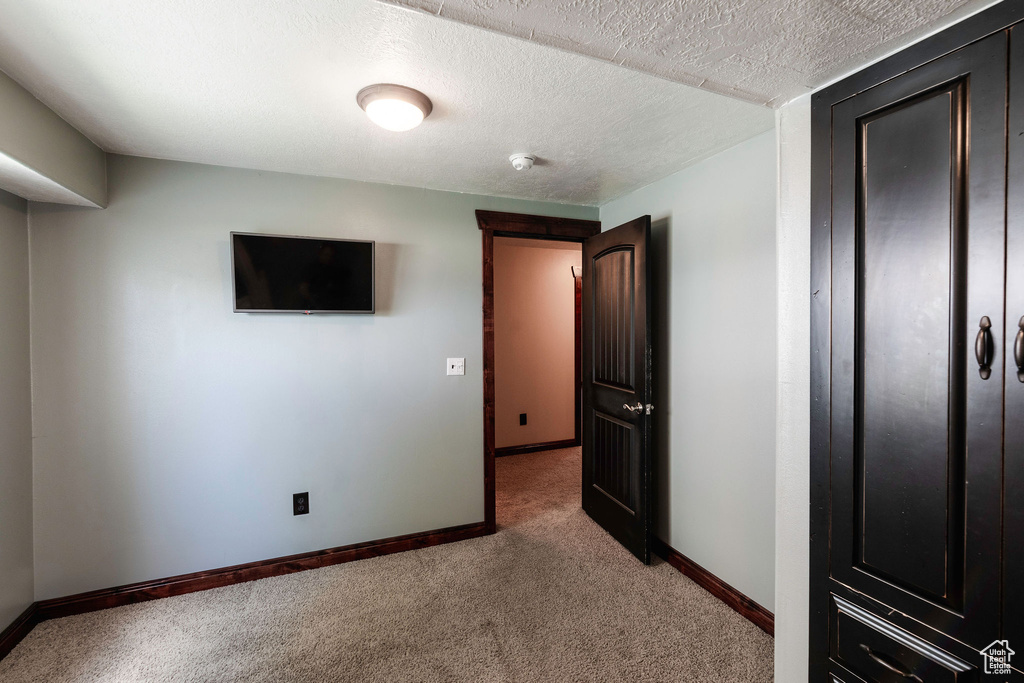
top-left (831, 669), bottom-right (867, 683)
top-left (831, 596), bottom-right (978, 682)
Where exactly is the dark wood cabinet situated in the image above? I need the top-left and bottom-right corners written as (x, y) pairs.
top-left (811, 4), bottom-right (1024, 681)
top-left (830, 31), bottom-right (1005, 650)
top-left (1006, 22), bottom-right (1024, 665)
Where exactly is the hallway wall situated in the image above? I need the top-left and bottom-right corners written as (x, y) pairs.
top-left (493, 238), bottom-right (581, 449)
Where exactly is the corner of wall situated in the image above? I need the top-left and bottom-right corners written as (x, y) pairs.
top-left (0, 191), bottom-right (35, 628)
top-left (25, 201), bottom-right (35, 604)
top-left (774, 93), bottom-right (812, 682)
top-left (0, 70), bottom-right (108, 208)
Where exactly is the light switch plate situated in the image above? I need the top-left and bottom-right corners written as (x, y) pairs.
top-left (447, 358), bottom-right (465, 376)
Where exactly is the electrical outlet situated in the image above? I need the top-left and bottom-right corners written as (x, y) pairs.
top-left (447, 358), bottom-right (465, 376)
top-left (520, 413), bottom-right (527, 426)
top-left (293, 492), bottom-right (309, 516)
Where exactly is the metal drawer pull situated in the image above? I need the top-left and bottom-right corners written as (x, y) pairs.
top-left (1015, 316), bottom-right (1024, 383)
top-left (975, 316), bottom-right (994, 380)
top-left (859, 644), bottom-right (923, 682)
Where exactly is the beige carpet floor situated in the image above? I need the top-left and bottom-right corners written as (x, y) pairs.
top-left (0, 447), bottom-right (774, 682)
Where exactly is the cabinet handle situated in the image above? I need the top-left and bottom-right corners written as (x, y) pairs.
top-left (975, 316), bottom-right (994, 380)
top-left (1015, 316), bottom-right (1024, 383)
top-left (859, 644), bottom-right (923, 682)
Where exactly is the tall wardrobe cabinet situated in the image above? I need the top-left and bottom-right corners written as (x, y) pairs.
top-left (810, 3), bottom-right (1024, 681)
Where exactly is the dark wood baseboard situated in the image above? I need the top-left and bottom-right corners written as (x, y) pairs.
top-left (37, 521), bottom-right (489, 621)
top-left (495, 439), bottom-right (579, 457)
top-left (0, 521), bottom-right (488, 661)
top-left (652, 537), bottom-right (774, 636)
top-left (0, 603), bottom-right (39, 661)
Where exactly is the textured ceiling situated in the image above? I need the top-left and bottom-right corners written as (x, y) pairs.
top-left (381, 0), bottom-right (998, 107)
top-left (0, 0), bottom-right (773, 206)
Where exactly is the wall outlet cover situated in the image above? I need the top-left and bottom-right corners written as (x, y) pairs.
top-left (293, 492), bottom-right (309, 516)
top-left (520, 413), bottom-right (527, 425)
top-left (447, 358), bottom-right (465, 376)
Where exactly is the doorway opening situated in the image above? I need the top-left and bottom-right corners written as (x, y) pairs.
top-left (493, 236), bottom-right (582, 456)
top-left (476, 211), bottom-right (600, 533)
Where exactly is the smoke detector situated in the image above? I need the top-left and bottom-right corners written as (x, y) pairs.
top-left (509, 153), bottom-right (536, 171)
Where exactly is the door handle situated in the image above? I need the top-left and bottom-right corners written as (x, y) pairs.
top-left (1015, 316), bottom-right (1024, 383)
top-left (859, 645), bottom-right (923, 682)
top-left (623, 402), bottom-right (643, 413)
top-left (975, 316), bottom-right (994, 380)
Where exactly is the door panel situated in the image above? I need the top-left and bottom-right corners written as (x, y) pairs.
top-left (856, 85), bottom-right (964, 604)
top-left (592, 248), bottom-right (635, 390)
top-left (592, 412), bottom-right (636, 512)
top-left (830, 33), bottom-right (1005, 649)
top-left (1005, 24), bottom-right (1024, 654)
top-left (582, 216), bottom-right (651, 563)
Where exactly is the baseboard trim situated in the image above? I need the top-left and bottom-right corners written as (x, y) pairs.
top-left (0, 603), bottom-right (39, 661)
top-left (652, 537), bottom-right (774, 637)
top-left (495, 439), bottom-right (579, 457)
top-left (37, 521), bottom-right (489, 621)
top-left (0, 521), bottom-right (488, 661)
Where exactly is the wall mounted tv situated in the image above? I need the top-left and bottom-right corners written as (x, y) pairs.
top-left (231, 232), bottom-right (375, 314)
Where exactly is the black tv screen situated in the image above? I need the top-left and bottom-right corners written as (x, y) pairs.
top-left (231, 232), bottom-right (374, 314)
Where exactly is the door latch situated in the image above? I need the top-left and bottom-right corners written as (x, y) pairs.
top-left (623, 402), bottom-right (655, 415)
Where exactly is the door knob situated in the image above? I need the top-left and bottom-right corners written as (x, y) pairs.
top-left (623, 402), bottom-right (643, 413)
top-left (1015, 316), bottom-right (1024, 383)
top-left (975, 316), bottom-right (994, 380)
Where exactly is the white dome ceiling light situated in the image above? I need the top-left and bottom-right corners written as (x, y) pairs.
top-left (509, 153), bottom-right (535, 171)
top-left (356, 84), bottom-right (433, 132)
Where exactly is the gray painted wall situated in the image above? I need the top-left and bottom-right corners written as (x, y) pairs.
top-left (599, 131), bottom-right (777, 611)
top-left (29, 155), bottom-right (596, 600)
top-left (0, 70), bottom-right (106, 207)
top-left (774, 95), bottom-right (811, 681)
top-left (0, 189), bottom-right (33, 627)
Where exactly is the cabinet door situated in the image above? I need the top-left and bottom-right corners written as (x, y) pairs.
top-left (830, 32), bottom-right (1006, 650)
top-left (1006, 25), bottom-right (1024, 656)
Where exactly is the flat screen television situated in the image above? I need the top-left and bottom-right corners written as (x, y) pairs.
top-left (231, 232), bottom-right (375, 314)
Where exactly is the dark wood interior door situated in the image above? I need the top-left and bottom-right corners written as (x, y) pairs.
top-left (582, 216), bottom-right (651, 564)
top-left (828, 32), bottom-right (1006, 653)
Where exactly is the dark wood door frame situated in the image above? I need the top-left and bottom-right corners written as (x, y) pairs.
top-left (476, 210), bottom-right (601, 533)
top-left (574, 270), bottom-right (582, 447)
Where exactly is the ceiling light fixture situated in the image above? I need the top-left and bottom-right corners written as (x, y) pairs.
top-left (356, 84), bottom-right (433, 132)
